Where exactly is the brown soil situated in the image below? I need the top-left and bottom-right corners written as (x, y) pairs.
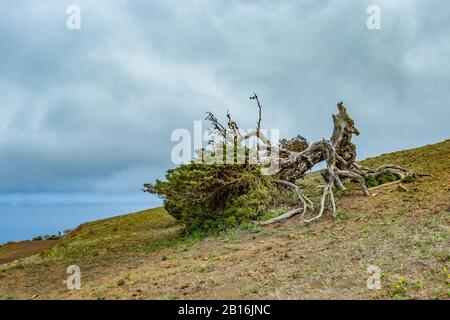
top-left (0, 240), bottom-right (58, 265)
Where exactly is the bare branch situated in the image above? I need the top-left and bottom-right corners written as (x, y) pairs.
top-left (204, 98), bottom-right (416, 226)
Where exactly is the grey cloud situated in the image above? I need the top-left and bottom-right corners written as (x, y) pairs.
top-left (0, 0), bottom-right (449, 193)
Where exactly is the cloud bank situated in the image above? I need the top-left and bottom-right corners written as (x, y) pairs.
top-left (0, 0), bottom-right (449, 193)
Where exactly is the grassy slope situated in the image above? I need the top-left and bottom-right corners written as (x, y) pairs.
top-left (42, 207), bottom-right (182, 263)
top-left (0, 140), bottom-right (448, 300)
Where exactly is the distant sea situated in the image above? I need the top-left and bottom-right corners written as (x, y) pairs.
top-left (0, 192), bottom-right (162, 244)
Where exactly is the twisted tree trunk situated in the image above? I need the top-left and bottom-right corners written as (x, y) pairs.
top-left (205, 97), bottom-right (417, 225)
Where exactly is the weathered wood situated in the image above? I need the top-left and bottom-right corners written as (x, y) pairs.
top-left (206, 98), bottom-right (415, 225)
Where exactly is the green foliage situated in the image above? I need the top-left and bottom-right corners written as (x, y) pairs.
top-left (401, 175), bottom-right (416, 183)
top-left (377, 172), bottom-right (398, 184)
top-left (259, 209), bottom-right (285, 222)
top-left (239, 221), bottom-right (262, 233)
top-left (365, 176), bottom-right (379, 187)
top-left (365, 172), bottom-right (399, 187)
top-left (389, 278), bottom-right (408, 298)
top-left (145, 229), bottom-right (207, 253)
top-left (335, 210), bottom-right (357, 220)
top-left (32, 236), bottom-right (43, 241)
top-left (145, 163), bottom-right (276, 232)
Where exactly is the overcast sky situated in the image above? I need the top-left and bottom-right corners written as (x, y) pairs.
top-left (1, 0), bottom-right (449, 197)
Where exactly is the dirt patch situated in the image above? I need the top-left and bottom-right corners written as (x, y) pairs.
top-left (0, 240), bottom-right (58, 265)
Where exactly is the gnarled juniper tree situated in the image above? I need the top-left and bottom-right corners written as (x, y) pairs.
top-left (146, 94), bottom-right (421, 228)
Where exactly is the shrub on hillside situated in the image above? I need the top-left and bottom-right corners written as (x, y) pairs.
top-left (144, 163), bottom-right (276, 232)
top-left (365, 172), bottom-right (399, 187)
top-left (377, 172), bottom-right (398, 184)
top-left (401, 175), bottom-right (416, 183)
top-left (365, 176), bottom-right (379, 187)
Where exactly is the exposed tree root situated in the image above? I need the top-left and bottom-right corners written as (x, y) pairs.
top-left (368, 180), bottom-right (403, 191)
top-left (259, 180), bottom-right (312, 225)
top-left (205, 97), bottom-right (421, 226)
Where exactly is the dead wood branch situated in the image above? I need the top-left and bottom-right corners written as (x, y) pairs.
top-left (205, 97), bottom-right (417, 225)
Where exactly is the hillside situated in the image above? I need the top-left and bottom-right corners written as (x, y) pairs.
top-left (0, 140), bottom-right (449, 300)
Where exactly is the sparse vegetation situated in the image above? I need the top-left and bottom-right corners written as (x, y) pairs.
top-left (376, 172), bottom-right (398, 185)
top-left (365, 172), bottom-right (399, 187)
top-left (402, 175), bottom-right (416, 183)
top-left (41, 207), bottom-right (181, 263)
top-left (145, 163), bottom-right (277, 233)
top-left (389, 278), bottom-right (408, 299)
